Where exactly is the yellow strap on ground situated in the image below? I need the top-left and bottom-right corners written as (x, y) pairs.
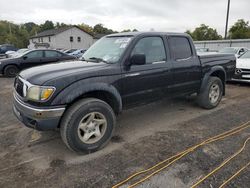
top-left (191, 137), bottom-right (250, 188)
top-left (112, 121), bottom-right (250, 188)
top-left (218, 161), bottom-right (250, 188)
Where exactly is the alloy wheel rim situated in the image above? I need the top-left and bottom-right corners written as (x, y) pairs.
top-left (209, 83), bottom-right (220, 104)
top-left (77, 112), bottom-right (107, 144)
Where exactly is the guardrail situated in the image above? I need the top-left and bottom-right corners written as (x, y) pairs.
top-left (194, 39), bottom-right (250, 51)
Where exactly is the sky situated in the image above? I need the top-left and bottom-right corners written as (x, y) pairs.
top-left (0, 0), bottom-right (249, 35)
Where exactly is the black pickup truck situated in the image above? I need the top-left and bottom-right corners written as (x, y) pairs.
top-left (13, 32), bottom-right (236, 153)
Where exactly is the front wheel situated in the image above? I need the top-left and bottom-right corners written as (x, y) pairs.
top-left (4, 65), bottom-right (19, 77)
top-left (197, 77), bottom-right (223, 109)
top-left (60, 98), bottom-right (116, 153)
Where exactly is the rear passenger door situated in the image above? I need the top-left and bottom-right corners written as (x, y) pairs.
top-left (168, 36), bottom-right (202, 94)
top-left (44, 50), bottom-right (61, 63)
top-left (121, 36), bottom-right (172, 106)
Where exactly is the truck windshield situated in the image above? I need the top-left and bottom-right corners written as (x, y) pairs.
top-left (82, 36), bottom-right (133, 63)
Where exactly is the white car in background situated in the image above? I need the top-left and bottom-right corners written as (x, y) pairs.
top-left (232, 50), bottom-right (250, 83)
top-left (69, 49), bottom-right (87, 58)
top-left (6, 48), bottom-right (30, 58)
top-left (218, 47), bottom-right (248, 58)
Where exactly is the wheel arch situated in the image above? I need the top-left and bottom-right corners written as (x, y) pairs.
top-left (52, 82), bottom-right (122, 115)
top-left (3, 64), bottom-right (20, 71)
top-left (3, 64), bottom-right (20, 77)
top-left (200, 66), bottom-right (226, 95)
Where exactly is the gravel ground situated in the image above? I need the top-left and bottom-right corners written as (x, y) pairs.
top-left (0, 77), bottom-right (249, 188)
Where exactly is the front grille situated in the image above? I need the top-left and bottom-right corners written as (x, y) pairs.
top-left (15, 77), bottom-right (24, 97)
top-left (241, 69), bottom-right (250, 72)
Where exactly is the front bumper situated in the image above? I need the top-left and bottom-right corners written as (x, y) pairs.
top-left (13, 92), bottom-right (66, 130)
top-left (231, 78), bottom-right (250, 83)
top-left (232, 70), bottom-right (250, 83)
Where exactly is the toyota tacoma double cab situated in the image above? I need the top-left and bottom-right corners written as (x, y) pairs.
top-left (13, 32), bottom-right (236, 153)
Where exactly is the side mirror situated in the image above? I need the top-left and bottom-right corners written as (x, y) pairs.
top-left (23, 56), bottom-right (28, 60)
top-left (130, 54), bottom-right (146, 65)
top-left (239, 50), bottom-right (244, 55)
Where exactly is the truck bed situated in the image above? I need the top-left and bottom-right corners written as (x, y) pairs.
top-left (198, 53), bottom-right (236, 81)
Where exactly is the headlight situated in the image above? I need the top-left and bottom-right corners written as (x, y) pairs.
top-left (0, 62), bottom-right (2, 65)
top-left (27, 86), bottom-right (55, 101)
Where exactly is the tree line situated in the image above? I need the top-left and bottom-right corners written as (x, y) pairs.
top-left (0, 19), bottom-right (250, 48)
top-left (186, 19), bottom-right (250, 41)
top-left (0, 20), bottom-right (137, 48)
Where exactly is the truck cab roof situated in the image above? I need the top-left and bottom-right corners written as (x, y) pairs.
top-left (107, 31), bottom-right (191, 38)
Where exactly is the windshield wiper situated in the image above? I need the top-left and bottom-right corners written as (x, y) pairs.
top-left (88, 57), bottom-right (109, 64)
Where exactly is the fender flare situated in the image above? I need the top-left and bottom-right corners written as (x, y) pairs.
top-left (200, 66), bottom-right (226, 95)
top-left (51, 81), bottom-right (122, 113)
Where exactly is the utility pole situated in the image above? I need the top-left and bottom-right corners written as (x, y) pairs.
top-left (224, 0), bottom-right (231, 39)
top-left (9, 23), bottom-right (12, 35)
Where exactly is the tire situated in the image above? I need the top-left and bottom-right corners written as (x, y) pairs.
top-left (197, 77), bottom-right (223, 109)
top-left (4, 65), bottom-right (19, 77)
top-left (60, 98), bottom-right (116, 153)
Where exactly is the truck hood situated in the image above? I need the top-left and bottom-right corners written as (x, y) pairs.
top-left (236, 58), bottom-right (250, 69)
top-left (19, 60), bottom-right (110, 85)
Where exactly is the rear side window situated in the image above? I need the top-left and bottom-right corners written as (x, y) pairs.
top-left (45, 51), bottom-right (61, 57)
top-left (169, 37), bottom-right (192, 60)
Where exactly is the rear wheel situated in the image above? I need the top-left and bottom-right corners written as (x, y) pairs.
top-left (197, 77), bottom-right (223, 109)
top-left (60, 98), bottom-right (116, 153)
top-left (4, 65), bottom-right (19, 77)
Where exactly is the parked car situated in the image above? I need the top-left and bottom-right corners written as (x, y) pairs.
top-left (13, 32), bottom-right (236, 153)
top-left (0, 44), bottom-right (18, 58)
top-left (5, 50), bottom-right (16, 57)
top-left (6, 48), bottom-right (30, 58)
top-left (196, 47), bottom-right (209, 53)
top-left (218, 47), bottom-right (248, 58)
top-left (232, 50), bottom-right (250, 83)
top-left (64, 49), bottom-right (77, 54)
top-left (0, 49), bottom-right (76, 77)
top-left (69, 49), bottom-right (87, 58)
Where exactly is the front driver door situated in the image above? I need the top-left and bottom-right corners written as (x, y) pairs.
top-left (121, 36), bottom-right (172, 107)
top-left (20, 50), bottom-right (44, 69)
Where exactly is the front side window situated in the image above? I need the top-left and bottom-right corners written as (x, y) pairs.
top-left (170, 37), bottom-right (192, 60)
top-left (83, 36), bottom-right (133, 63)
top-left (45, 51), bottom-right (61, 57)
top-left (26, 51), bottom-right (43, 58)
top-left (131, 37), bottom-right (166, 64)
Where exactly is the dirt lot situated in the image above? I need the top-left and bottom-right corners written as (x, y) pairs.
top-left (0, 77), bottom-right (249, 188)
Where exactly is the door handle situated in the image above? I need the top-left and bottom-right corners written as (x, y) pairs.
top-left (125, 73), bottom-right (141, 77)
